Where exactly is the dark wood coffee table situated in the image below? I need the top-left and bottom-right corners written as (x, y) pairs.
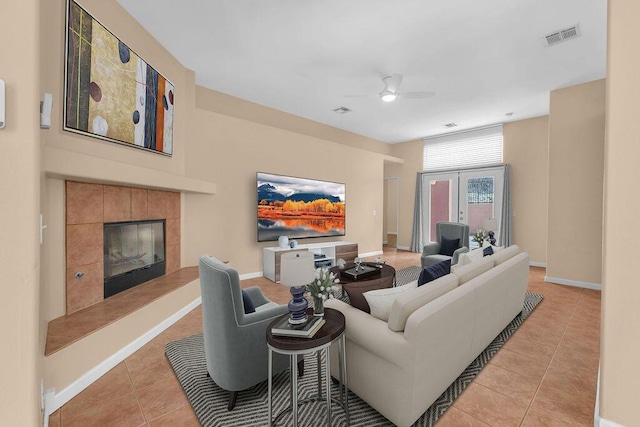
top-left (330, 263), bottom-right (396, 313)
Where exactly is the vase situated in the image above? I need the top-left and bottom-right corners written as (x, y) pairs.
top-left (313, 296), bottom-right (324, 317)
top-left (278, 236), bottom-right (289, 249)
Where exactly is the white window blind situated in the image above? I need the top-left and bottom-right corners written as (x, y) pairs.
top-left (423, 125), bottom-right (503, 171)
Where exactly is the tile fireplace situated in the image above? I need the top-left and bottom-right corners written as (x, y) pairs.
top-left (66, 181), bottom-right (181, 314)
top-left (103, 219), bottom-right (166, 298)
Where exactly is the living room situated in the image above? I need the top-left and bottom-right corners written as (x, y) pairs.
top-left (2, 0), bottom-right (638, 426)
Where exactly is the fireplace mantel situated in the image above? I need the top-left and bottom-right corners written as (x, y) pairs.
top-left (44, 146), bottom-right (216, 195)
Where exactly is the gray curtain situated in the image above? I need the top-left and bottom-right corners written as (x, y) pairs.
top-left (410, 173), bottom-right (424, 252)
top-left (498, 164), bottom-right (513, 246)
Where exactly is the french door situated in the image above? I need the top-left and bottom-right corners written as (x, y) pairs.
top-left (422, 166), bottom-right (504, 246)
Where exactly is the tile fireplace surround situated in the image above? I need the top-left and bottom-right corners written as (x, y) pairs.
top-left (65, 181), bottom-right (181, 314)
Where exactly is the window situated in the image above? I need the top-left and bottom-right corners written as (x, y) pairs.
top-left (423, 125), bottom-right (503, 171)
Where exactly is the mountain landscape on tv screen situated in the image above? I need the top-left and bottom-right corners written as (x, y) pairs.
top-left (258, 183), bottom-right (341, 204)
top-left (257, 174), bottom-right (346, 242)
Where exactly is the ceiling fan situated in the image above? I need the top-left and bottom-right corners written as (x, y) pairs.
top-left (346, 73), bottom-right (435, 102)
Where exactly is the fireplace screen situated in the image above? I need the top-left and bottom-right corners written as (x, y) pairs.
top-left (104, 220), bottom-right (165, 298)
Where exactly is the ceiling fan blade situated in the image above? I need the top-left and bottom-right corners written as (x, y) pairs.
top-left (344, 94), bottom-right (374, 98)
top-left (384, 73), bottom-right (403, 93)
top-left (399, 91), bottom-right (436, 99)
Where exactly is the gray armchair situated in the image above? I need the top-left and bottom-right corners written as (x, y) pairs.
top-left (198, 255), bottom-right (301, 410)
top-left (421, 222), bottom-right (470, 268)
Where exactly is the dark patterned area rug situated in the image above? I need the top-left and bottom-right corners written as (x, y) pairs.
top-left (166, 266), bottom-right (543, 426)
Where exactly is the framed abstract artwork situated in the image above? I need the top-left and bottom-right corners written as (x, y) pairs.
top-left (64, 0), bottom-right (174, 156)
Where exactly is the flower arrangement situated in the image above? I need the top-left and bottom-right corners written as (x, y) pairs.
top-left (472, 229), bottom-right (488, 247)
top-left (306, 267), bottom-right (338, 301)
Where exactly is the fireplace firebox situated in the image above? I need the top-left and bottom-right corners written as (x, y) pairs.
top-left (103, 219), bottom-right (166, 298)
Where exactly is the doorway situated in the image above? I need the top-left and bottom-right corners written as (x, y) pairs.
top-left (384, 177), bottom-right (399, 248)
top-left (422, 166), bottom-right (504, 246)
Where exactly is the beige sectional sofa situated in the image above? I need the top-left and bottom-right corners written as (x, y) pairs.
top-left (324, 245), bottom-right (529, 427)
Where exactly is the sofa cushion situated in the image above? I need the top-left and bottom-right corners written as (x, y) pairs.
top-left (363, 281), bottom-right (418, 322)
top-left (387, 274), bottom-right (459, 332)
top-left (458, 248), bottom-right (485, 266)
top-left (439, 236), bottom-right (460, 256)
top-left (483, 246), bottom-right (494, 256)
top-left (492, 245), bottom-right (521, 265)
top-left (241, 289), bottom-right (256, 314)
top-left (418, 259), bottom-right (451, 286)
top-left (452, 256), bottom-right (495, 285)
top-left (343, 278), bottom-right (394, 313)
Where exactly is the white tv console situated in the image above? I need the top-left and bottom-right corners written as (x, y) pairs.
top-left (263, 241), bottom-right (358, 283)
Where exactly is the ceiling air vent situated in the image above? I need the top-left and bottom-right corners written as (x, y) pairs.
top-left (545, 24), bottom-right (580, 47)
top-left (333, 107), bottom-right (352, 114)
top-left (444, 123), bottom-right (458, 128)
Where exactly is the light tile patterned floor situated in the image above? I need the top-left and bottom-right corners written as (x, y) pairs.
top-left (49, 248), bottom-right (600, 426)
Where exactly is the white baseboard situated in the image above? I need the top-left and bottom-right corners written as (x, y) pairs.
top-left (240, 271), bottom-right (263, 280)
top-left (396, 245), bottom-right (411, 251)
top-left (544, 276), bottom-right (602, 291)
top-left (529, 261), bottom-right (547, 268)
top-left (44, 296), bottom-right (202, 421)
top-left (598, 417), bottom-right (625, 427)
top-left (359, 250), bottom-right (384, 258)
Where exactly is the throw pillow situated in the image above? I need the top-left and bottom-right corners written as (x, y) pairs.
top-left (343, 278), bottom-right (394, 313)
top-left (483, 246), bottom-right (494, 256)
top-left (458, 248), bottom-right (484, 266)
top-left (241, 289), bottom-right (256, 314)
top-left (363, 282), bottom-right (418, 322)
top-left (439, 236), bottom-right (460, 257)
top-left (417, 259), bottom-right (452, 286)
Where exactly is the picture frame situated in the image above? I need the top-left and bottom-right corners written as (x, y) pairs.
top-left (64, 0), bottom-right (174, 156)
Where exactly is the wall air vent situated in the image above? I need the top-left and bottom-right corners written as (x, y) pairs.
top-left (333, 107), bottom-right (352, 114)
top-left (444, 123), bottom-right (458, 128)
top-left (545, 24), bottom-right (580, 46)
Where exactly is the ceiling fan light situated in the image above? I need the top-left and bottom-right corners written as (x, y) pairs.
top-left (380, 90), bottom-right (397, 102)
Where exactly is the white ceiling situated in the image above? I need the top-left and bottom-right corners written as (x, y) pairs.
top-left (116, 0), bottom-right (607, 144)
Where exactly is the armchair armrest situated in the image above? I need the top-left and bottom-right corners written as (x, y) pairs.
top-left (243, 286), bottom-right (270, 307)
top-left (451, 246), bottom-right (469, 265)
top-left (239, 302), bottom-right (289, 326)
top-left (422, 242), bottom-right (440, 256)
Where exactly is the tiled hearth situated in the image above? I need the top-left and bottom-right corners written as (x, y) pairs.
top-left (65, 181), bottom-right (181, 314)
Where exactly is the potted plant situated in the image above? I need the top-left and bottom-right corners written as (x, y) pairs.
top-left (306, 267), bottom-right (339, 316)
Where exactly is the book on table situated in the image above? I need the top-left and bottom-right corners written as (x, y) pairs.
top-left (271, 315), bottom-right (325, 338)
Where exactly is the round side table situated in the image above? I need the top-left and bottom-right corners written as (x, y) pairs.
top-left (266, 308), bottom-right (349, 426)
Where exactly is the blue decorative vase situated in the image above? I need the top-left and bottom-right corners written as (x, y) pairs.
top-left (287, 285), bottom-right (308, 324)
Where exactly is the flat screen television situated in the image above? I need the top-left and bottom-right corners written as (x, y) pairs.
top-left (257, 172), bottom-right (346, 242)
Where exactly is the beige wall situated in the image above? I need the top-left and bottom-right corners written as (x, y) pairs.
top-left (0, 0), bottom-right (42, 424)
top-left (6, 0), bottom-right (614, 420)
top-left (386, 125), bottom-right (553, 256)
top-left (503, 116), bottom-right (549, 265)
top-left (34, 0), bottom-right (394, 396)
top-left (384, 177), bottom-right (399, 236)
top-left (547, 80), bottom-right (605, 286)
top-left (387, 139), bottom-right (424, 249)
top-left (39, 0), bottom-right (203, 322)
top-left (600, 1), bottom-right (640, 425)
top-left (183, 88), bottom-right (390, 272)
